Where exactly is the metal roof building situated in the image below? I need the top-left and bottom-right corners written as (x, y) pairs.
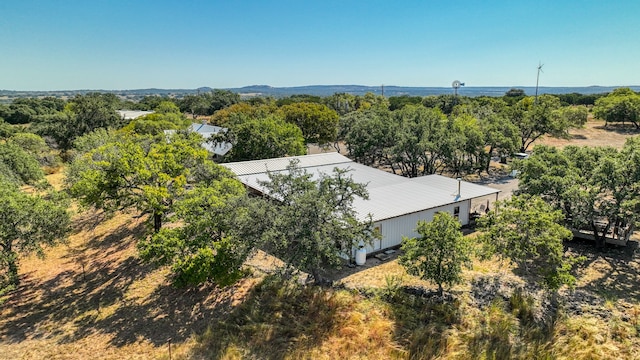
top-left (165, 122), bottom-right (232, 156)
top-left (224, 153), bottom-right (500, 253)
top-left (116, 110), bottom-right (155, 120)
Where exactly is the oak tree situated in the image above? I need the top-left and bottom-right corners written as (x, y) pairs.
top-left (399, 212), bottom-right (472, 296)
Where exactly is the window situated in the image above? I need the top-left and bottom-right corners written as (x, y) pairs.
top-left (453, 206), bottom-right (460, 219)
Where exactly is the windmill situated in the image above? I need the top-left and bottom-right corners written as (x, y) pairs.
top-left (535, 62), bottom-right (543, 104)
top-left (452, 80), bottom-right (465, 96)
top-left (452, 80), bottom-right (465, 107)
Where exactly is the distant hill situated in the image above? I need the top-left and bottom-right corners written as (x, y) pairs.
top-left (1, 85), bottom-right (639, 101)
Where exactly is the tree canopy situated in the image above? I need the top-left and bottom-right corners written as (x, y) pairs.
top-left (279, 102), bottom-right (339, 145)
top-left (215, 115), bottom-right (305, 162)
top-left (516, 140), bottom-right (640, 248)
top-left (0, 180), bottom-right (70, 289)
top-left (399, 212), bottom-right (472, 296)
top-left (137, 178), bottom-right (256, 287)
top-left (477, 195), bottom-right (579, 290)
top-left (593, 87), bottom-right (640, 128)
top-left (0, 141), bottom-right (45, 185)
top-left (257, 161), bottom-right (376, 284)
top-left (66, 132), bottom-right (233, 232)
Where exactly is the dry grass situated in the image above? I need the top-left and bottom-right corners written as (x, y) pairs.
top-left (538, 118), bottom-right (640, 149)
top-left (3, 123), bottom-right (640, 359)
top-left (4, 207), bottom-right (639, 359)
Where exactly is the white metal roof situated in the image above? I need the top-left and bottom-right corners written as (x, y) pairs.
top-left (164, 122), bottom-right (232, 156)
top-left (223, 153), bottom-right (500, 222)
top-left (224, 152), bottom-right (352, 176)
top-left (117, 110), bottom-right (155, 120)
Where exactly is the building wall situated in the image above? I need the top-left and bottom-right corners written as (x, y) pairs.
top-left (365, 200), bottom-right (471, 254)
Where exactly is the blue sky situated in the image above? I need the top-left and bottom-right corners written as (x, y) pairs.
top-left (1, 0), bottom-right (639, 90)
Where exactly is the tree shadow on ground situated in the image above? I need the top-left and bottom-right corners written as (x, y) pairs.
top-left (0, 215), bottom-right (342, 356)
top-left (570, 134), bottom-right (588, 140)
top-left (187, 276), bottom-right (345, 359)
top-left (565, 238), bottom-right (640, 303)
top-left (0, 219), bottom-right (150, 343)
top-left (593, 123), bottom-right (640, 135)
top-left (0, 215), bottom-right (238, 347)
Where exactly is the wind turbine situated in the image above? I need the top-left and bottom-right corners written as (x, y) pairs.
top-left (535, 62), bottom-right (544, 104)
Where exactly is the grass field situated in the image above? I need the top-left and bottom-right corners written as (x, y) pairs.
top-left (2, 119), bottom-right (640, 359)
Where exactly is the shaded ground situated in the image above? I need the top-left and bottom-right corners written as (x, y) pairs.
top-left (0, 210), bottom-right (260, 359)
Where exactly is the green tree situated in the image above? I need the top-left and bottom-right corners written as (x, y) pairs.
top-left (34, 93), bottom-right (123, 150)
top-left (0, 181), bottom-right (70, 289)
top-left (0, 142), bottom-right (44, 185)
top-left (210, 103), bottom-right (276, 125)
top-left (0, 117), bottom-right (15, 139)
top-left (178, 94), bottom-right (210, 117)
top-left (8, 132), bottom-right (48, 156)
top-left (215, 115), bottom-right (305, 161)
top-left (479, 113), bottom-right (520, 171)
top-left (593, 87), bottom-right (640, 128)
top-left (477, 195), bottom-right (578, 289)
top-left (137, 178), bottom-right (258, 287)
top-left (120, 111), bottom-right (190, 135)
top-left (208, 89), bottom-right (241, 114)
top-left (515, 143), bottom-right (640, 248)
top-left (276, 94), bottom-right (323, 106)
top-left (67, 92), bottom-right (122, 136)
top-left (280, 102), bottom-right (339, 145)
top-left (399, 212), bottom-right (472, 296)
top-left (258, 161), bottom-right (376, 284)
top-left (323, 92), bottom-right (358, 115)
top-left (8, 132), bottom-right (60, 169)
top-left (388, 95), bottom-right (424, 111)
top-left (343, 109), bottom-right (396, 167)
top-left (391, 105), bottom-right (448, 177)
top-left (503, 88), bottom-right (526, 105)
top-left (555, 105), bottom-right (589, 129)
top-left (154, 100), bottom-right (182, 114)
top-left (66, 133), bottom-right (231, 232)
top-left (509, 95), bottom-right (566, 152)
top-left (3, 103), bottom-right (36, 124)
top-left (443, 114), bottom-right (485, 176)
top-left (70, 128), bottom-right (123, 157)
top-left (136, 96), bottom-right (173, 111)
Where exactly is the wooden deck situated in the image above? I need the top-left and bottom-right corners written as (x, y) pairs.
top-left (571, 229), bottom-right (629, 246)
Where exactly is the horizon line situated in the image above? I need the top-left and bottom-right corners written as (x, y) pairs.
top-left (2, 84), bottom-right (640, 93)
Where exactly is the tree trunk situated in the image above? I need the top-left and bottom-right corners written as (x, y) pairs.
top-left (311, 268), bottom-right (325, 286)
top-left (153, 213), bottom-right (162, 233)
top-left (5, 251), bottom-right (19, 287)
top-left (437, 283), bottom-right (443, 297)
top-left (485, 146), bottom-right (494, 173)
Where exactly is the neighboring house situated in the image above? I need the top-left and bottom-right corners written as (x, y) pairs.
top-left (165, 122), bottom-right (233, 157)
top-left (116, 110), bottom-right (155, 120)
top-left (223, 153), bottom-right (500, 254)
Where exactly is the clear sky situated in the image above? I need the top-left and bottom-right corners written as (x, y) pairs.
top-left (2, 0), bottom-right (639, 90)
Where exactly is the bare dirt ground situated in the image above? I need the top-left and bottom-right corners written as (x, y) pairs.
top-left (538, 118), bottom-right (640, 149)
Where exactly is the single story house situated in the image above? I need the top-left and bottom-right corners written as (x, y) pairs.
top-left (223, 153), bottom-right (500, 254)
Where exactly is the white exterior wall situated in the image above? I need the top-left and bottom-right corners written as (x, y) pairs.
top-left (365, 200), bottom-right (471, 253)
